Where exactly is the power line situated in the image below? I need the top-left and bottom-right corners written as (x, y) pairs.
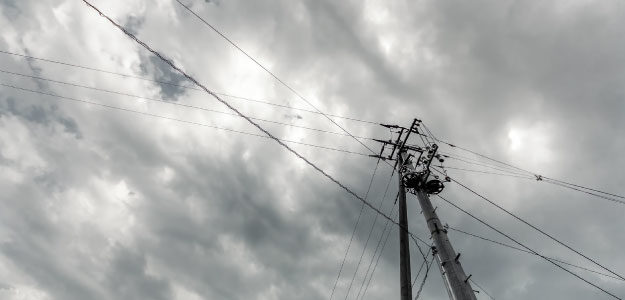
top-left (435, 194), bottom-right (621, 300)
top-left (360, 200), bottom-right (399, 300)
top-left (413, 256), bottom-right (435, 300)
top-left (356, 193), bottom-right (398, 300)
top-left (0, 68), bottom-right (377, 142)
top-left (0, 49), bottom-right (378, 125)
top-left (0, 82), bottom-right (369, 157)
top-left (436, 138), bottom-right (534, 175)
top-left (440, 154), bottom-right (532, 177)
top-left (543, 177), bottom-right (625, 200)
top-left (81, 0), bottom-right (430, 259)
top-left (447, 225), bottom-right (625, 281)
top-left (346, 170), bottom-right (397, 300)
top-left (433, 165), bottom-right (535, 180)
top-left (438, 151), bottom-right (625, 205)
top-left (543, 179), bottom-right (625, 206)
top-left (173, 0), bottom-right (385, 162)
top-left (435, 138), bottom-right (625, 203)
top-left (330, 159), bottom-right (381, 300)
top-left (440, 170), bottom-right (625, 282)
top-left (410, 235), bottom-right (435, 300)
top-left (410, 243), bottom-right (432, 289)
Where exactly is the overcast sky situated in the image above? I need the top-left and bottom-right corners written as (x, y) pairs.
top-left (1, 0), bottom-right (624, 299)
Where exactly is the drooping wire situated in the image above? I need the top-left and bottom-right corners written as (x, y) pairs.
top-left (173, 0), bottom-right (386, 164)
top-left (81, 0), bottom-right (431, 249)
top-left (447, 225), bottom-right (624, 281)
top-left (435, 194), bottom-right (621, 300)
top-left (414, 256), bottom-right (435, 300)
top-left (0, 83), bottom-right (371, 157)
top-left (0, 68), bottom-right (377, 142)
top-left (410, 244), bottom-right (432, 289)
top-left (410, 235), bottom-right (434, 300)
top-left (543, 177), bottom-right (625, 200)
top-left (438, 169), bottom-right (625, 282)
top-left (347, 170), bottom-right (397, 300)
top-left (330, 159), bottom-right (382, 300)
top-left (0, 49), bottom-right (378, 125)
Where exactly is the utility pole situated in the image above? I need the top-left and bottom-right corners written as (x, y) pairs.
top-left (374, 119), bottom-right (478, 300)
top-left (416, 187), bottom-right (477, 300)
top-left (397, 152), bottom-right (412, 300)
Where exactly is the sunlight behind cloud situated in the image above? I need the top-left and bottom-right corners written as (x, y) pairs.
top-left (506, 122), bottom-right (555, 170)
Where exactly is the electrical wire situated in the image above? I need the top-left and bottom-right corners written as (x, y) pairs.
top-left (0, 68), bottom-right (377, 141)
top-left (414, 256), bottom-right (435, 300)
top-left (0, 83), bottom-right (368, 157)
top-left (330, 158), bottom-right (381, 300)
top-left (359, 200), bottom-right (399, 300)
top-left (440, 153), bottom-right (532, 177)
top-left (80, 0), bottom-right (434, 247)
top-left (435, 138), bottom-right (625, 203)
top-left (411, 244), bottom-right (432, 289)
top-left (435, 194), bottom-right (621, 300)
top-left (447, 225), bottom-right (624, 281)
top-left (0, 49), bottom-right (378, 125)
top-left (438, 169), bottom-right (625, 282)
top-left (173, 0), bottom-right (385, 163)
top-left (543, 179), bottom-right (625, 206)
top-left (432, 165), bottom-right (535, 180)
top-left (348, 171), bottom-right (397, 300)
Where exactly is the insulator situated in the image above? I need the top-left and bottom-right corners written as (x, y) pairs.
top-left (438, 158), bottom-right (445, 163)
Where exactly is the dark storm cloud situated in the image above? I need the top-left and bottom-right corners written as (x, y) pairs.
top-left (1, 0), bottom-right (624, 300)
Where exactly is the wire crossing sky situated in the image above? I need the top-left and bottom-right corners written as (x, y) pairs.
top-left (1, 1), bottom-right (624, 300)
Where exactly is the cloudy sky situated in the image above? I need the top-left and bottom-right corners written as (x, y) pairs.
top-left (1, 0), bottom-right (624, 299)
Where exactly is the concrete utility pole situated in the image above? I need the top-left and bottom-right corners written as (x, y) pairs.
top-left (374, 119), bottom-right (477, 300)
top-left (415, 187), bottom-right (477, 300)
top-left (397, 152), bottom-right (412, 300)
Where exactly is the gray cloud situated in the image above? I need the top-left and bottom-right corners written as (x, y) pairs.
top-left (0, 0), bottom-right (624, 299)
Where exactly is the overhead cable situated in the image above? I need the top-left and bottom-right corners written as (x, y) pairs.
top-left (441, 170), bottom-right (625, 281)
top-left (330, 159), bottom-right (381, 300)
top-left (433, 165), bottom-right (535, 180)
top-left (436, 194), bottom-right (621, 300)
top-left (0, 49), bottom-right (378, 125)
top-left (347, 172), bottom-right (397, 300)
top-left (0, 68), bottom-right (376, 141)
top-left (436, 137), bottom-right (625, 203)
top-left (543, 178), bottom-right (625, 206)
top-left (360, 201), bottom-right (399, 300)
top-left (0, 83), bottom-right (368, 157)
top-left (447, 225), bottom-right (624, 281)
top-left (81, 0), bottom-right (429, 256)
top-left (173, 0), bottom-right (388, 165)
top-left (413, 256), bottom-right (435, 300)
